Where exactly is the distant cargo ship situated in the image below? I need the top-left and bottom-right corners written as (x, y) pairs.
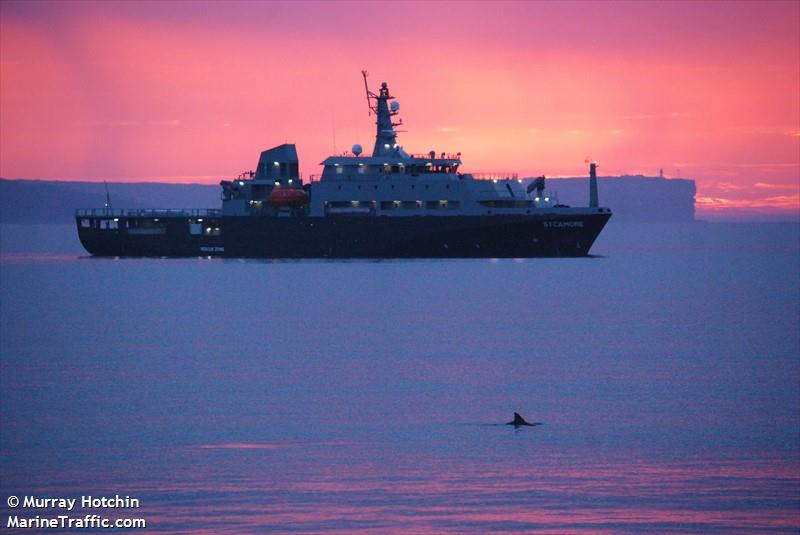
top-left (75, 73), bottom-right (611, 258)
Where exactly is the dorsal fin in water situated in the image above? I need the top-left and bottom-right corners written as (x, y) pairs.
top-left (506, 412), bottom-right (542, 427)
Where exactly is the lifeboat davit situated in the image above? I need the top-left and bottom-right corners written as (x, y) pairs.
top-left (268, 187), bottom-right (309, 207)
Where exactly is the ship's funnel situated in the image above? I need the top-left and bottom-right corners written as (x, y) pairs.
top-left (589, 162), bottom-right (598, 208)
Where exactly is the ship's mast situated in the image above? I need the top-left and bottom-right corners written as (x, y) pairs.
top-left (103, 180), bottom-right (113, 213)
top-left (361, 70), bottom-right (402, 157)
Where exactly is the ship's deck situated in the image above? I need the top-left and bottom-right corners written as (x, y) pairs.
top-left (76, 208), bottom-right (222, 218)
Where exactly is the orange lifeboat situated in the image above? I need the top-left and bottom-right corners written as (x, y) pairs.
top-left (268, 187), bottom-right (309, 207)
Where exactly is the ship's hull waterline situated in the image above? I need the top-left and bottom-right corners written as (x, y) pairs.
top-left (76, 212), bottom-right (611, 258)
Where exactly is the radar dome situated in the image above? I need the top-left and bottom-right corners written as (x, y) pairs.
top-left (390, 101), bottom-right (400, 112)
top-left (352, 144), bottom-right (363, 156)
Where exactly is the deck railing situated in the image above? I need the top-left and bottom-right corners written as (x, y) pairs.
top-left (75, 208), bottom-right (222, 217)
top-left (469, 172), bottom-right (519, 181)
top-left (408, 153), bottom-right (462, 161)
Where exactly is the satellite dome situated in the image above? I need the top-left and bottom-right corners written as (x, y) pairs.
top-left (352, 144), bottom-right (363, 156)
top-left (390, 101), bottom-right (400, 112)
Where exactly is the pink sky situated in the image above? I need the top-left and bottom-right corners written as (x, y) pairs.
top-left (1, 0), bottom-right (798, 218)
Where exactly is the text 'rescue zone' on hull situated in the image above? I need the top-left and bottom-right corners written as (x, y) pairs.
top-left (75, 73), bottom-right (612, 258)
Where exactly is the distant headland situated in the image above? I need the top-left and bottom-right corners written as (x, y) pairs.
top-left (524, 174), bottom-right (696, 223)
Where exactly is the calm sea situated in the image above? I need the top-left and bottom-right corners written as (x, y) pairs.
top-left (1, 222), bottom-right (798, 533)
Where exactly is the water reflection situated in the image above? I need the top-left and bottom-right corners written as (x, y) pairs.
top-left (14, 443), bottom-right (797, 533)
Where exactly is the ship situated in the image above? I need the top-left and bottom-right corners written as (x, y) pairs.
top-left (75, 73), bottom-right (611, 258)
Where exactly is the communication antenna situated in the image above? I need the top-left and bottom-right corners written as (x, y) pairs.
top-left (103, 180), bottom-right (112, 212)
top-left (331, 113), bottom-right (337, 154)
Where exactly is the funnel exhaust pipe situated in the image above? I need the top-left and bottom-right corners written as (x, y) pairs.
top-left (589, 161), bottom-right (598, 208)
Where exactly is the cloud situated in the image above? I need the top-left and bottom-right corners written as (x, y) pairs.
top-left (715, 182), bottom-right (744, 191)
top-left (619, 114), bottom-right (657, 120)
top-left (753, 182), bottom-right (795, 190)
top-left (74, 119), bottom-right (182, 128)
top-left (76, 119), bottom-right (140, 127)
top-left (616, 112), bottom-right (688, 121)
top-left (730, 125), bottom-right (800, 137)
top-left (696, 193), bottom-right (799, 211)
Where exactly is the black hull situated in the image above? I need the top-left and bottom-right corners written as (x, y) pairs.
top-left (76, 213), bottom-right (611, 258)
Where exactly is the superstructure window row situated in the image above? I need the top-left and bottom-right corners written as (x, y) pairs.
top-left (328, 163), bottom-right (459, 176)
top-left (379, 200), bottom-right (460, 210)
